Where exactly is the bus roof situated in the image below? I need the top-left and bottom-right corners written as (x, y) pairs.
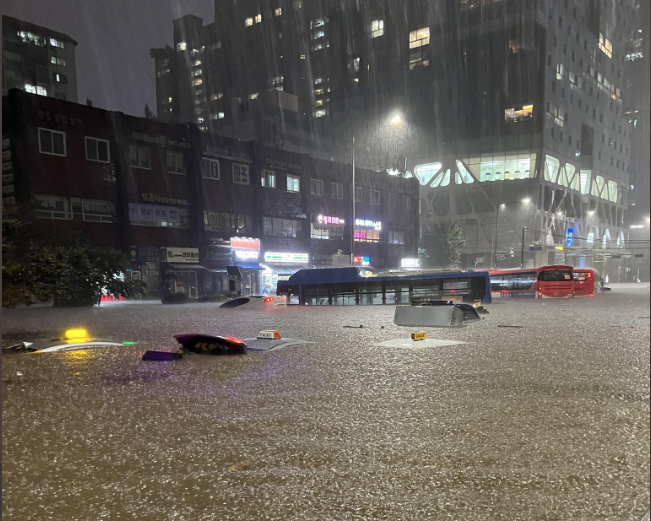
top-left (284, 267), bottom-right (489, 286)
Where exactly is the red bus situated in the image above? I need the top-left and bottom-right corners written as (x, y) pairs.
top-left (573, 268), bottom-right (598, 297)
top-left (487, 268), bottom-right (538, 298)
top-left (537, 265), bottom-right (575, 298)
top-left (488, 265), bottom-right (575, 298)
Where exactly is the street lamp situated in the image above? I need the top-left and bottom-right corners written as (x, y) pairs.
top-left (492, 197), bottom-right (531, 269)
top-left (351, 112), bottom-right (406, 265)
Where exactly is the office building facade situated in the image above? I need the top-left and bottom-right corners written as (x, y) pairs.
top-left (152, 0), bottom-right (640, 270)
top-left (3, 89), bottom-right (418, 298)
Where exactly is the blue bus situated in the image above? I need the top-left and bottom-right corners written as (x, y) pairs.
top-left (276, 267), bottom-right (492, 306)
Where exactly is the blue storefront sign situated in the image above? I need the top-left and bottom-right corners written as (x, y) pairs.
top-left (566, 228), bottom-right (574, 247)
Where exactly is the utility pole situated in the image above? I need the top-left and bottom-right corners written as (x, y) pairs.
top-left (520, 227), bottom-right (526, 268)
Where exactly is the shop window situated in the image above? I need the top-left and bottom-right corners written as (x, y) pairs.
top-left (35, 194), bottom-right (71, 219)
top-left (204, 211), bottom-right (251, 233)
top-left (131, 203), bottom-right (191, 229)
top-left (311, 223), bottom-right (344, 240)
top-left (202, 158), bottom-right (220, 180)
top-left (370, 189), bottom-right (380, 205)
top-left (354, 227), bottom-right (380, 243)
top-left (355, 187), bottom-right (364, 203)
top-left (261, 169), bottom-right (276, 188)
top-left (263, 217), bottom-right (302, 237)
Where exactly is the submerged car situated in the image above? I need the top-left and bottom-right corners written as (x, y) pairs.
top-left (220, 295), bottom-right (287, 309)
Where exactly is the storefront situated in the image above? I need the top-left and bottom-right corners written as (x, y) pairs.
top-left (129, 245), bottom-right (164, 298)
top-left (161, 247), bottom-right (201, 298)
top-left (200, 242), bottom-right (233, 297)
top-left (231, 237), bottom-right (263, 296)
top-left (261, 251), bottom-right (310, 293)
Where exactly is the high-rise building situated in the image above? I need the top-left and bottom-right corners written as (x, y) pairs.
top-left (152, 0), bottom-right (640, 269)
top-left (622, 0), bottom-right (650, 223)
top-left (2, 15), bottom-right (78, 102)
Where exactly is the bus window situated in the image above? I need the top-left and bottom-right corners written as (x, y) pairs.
top-left (538, 270), bottom-right (572, 281)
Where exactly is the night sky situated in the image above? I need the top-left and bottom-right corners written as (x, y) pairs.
top-left (3, 0), bottom-right (214, 117)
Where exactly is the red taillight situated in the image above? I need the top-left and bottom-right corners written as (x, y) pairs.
top-left (588, 272), bottom-right (593, 278)
top-left (281, 296), bottom-right (286, 301)
top-left (589, 293), bottom-right (594, 297)
top-left (264, 297), bottom-right (274, 303)
top-left (449, 290), bottom-right (456, 294)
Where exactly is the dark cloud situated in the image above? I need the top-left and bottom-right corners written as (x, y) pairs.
top-left (4, 0), bottom-right (213, 116)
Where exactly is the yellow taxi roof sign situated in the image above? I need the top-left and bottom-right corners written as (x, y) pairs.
top-left (411, 331), bottom-right (427, 341)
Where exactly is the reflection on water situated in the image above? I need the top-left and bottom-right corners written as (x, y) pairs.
top-left (2, 287), bottom-right (650, 520)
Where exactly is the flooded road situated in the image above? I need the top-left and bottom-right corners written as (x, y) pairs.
top-left (3, 285), bottom-right (650, 520)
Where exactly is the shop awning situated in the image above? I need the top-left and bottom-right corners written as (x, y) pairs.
top-left (165, 263), bottom-right (202, 270)
top-left (267, 265), bottom-right (308, 276)
top-left (237, 264), bottom-right (264, 270)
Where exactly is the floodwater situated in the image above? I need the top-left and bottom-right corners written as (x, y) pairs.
top-left (3, 285), bottom-right (650, 520)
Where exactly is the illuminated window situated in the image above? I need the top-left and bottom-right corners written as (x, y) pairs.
top-left (50, 38), bottom-right (64, 48)
top-left (261, 169), bottom-right (276, 188)
top-left (388, 230), bottom-right (405, 245)
top-left (314, 88), bottom-right (325, 95)
top-left (556, 63), bottom-right (564, 80)
top-left (210, 113), bottom-right (225, 120)
top-left (409, 27), bottom-right (430, 49)
top-left (192, 69), bottom-right (203, 77)
top-left (599, 33), bottom-right (612, 58)
top-left (287, 174), bottom-right (300, 193)
top-left (275, 8), bottom-right (282, 16)
top-left (245, 18), bottom-right (253, 27)
top-left (248, 92), bottom-right (259, 100)
top-left (371, 20), bottom-right (384, 38)
top-left (176, 42), bottom-right (187, 51)
top-left (312, 30), bottom-right (325, 40)
top-left (193, 59), bottom-right (202, 66)
top-left (50, 56), bottom-right (66, 67)
top-left (211, 93), bottom-right (223, 101)
top-left (315, 99), bottom-right (324, 107)
top-left (504, 104), bottom-right (533, 122)
top-left (192, 78), bottom-right (203, 87)
top-left (300, 54), bottom-right (306, 60)
top-left (314, 109), bottom-right (327, 118)
top-left (255, 14), bottom-right (262, 23)
top-left (24, 84), bottom-right (47, 96)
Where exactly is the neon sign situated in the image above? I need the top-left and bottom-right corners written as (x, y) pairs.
top-left (317, 215), bottom-right (344, 225)
top-left (353, 256), bottom-right (371, 266)
top-left (355, 219), bottom-right (382, 231)
top-left (264, 252), bottom-right (309, 264)
top-left (354, 232), bottom-right (366, 239)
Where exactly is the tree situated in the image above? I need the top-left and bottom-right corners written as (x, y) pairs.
top-left (144, 102), bottom-right (156, 120)
top-left (2, 210), bottom-right (146, 307)
top-left (419, 221), bottom-right (464, 269)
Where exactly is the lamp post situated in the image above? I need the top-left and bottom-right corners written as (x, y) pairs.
top-left (492, 197), bottom-right (531, 268)
top-left (350, 112), bottom-right (404, 266)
